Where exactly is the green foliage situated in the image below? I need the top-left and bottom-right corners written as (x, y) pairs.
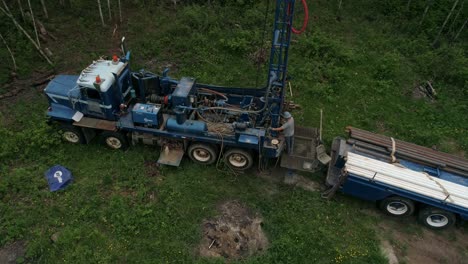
top-left (0, 0), bottom-right (467, 263)
top-left (0, 117), bottom-right (61, 162)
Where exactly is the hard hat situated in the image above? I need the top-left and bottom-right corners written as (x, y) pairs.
top-left (282, 112), bottom-right (292, 118)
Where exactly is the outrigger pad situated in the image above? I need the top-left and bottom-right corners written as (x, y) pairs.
top-left (45, 165), bottom-right (73, 192)
top-left (158, 147), bottom-right (185, 167)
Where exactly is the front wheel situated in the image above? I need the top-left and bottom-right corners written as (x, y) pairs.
top-left (224, 149), bottom-right (254, 171)
top-left (61, 125), bottom-right (85, 144)
top-left (379, 196), bottom-right (415, 217)
top-left (418, 207), bottom-right (456, 230)
top-left (99, 131), bottom-right (129, 150)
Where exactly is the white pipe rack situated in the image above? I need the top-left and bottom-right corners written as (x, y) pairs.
top-left (345, 152), bottom-right (468, 209)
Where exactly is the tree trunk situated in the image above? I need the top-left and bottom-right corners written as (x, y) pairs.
top-left (449, 0), bottom-right (464, 32)
top-left (453, 18), bottom-right (467, 40)
top-left (40, 0), bottom-right (48, 19)
top-left (432, 0), bottom-right (460, 46)
top-left (97, 0), bottom-right (105, 26)
top-left (17, 0), bottom-right (25, 21)
top-left (406, 0), bottom-right (412, 11)
top-left (27, 0), bottom-right (40, 47)
top-left (0, 33), bottom-right (17, 72)
top-left (107, 0), bottom-right (111, 20)
top-left (0, 2), bottom-right (53, 65)
top-left (118, 0), bottom-right (122, 23)
top-left (420, 1), bottom-right (431, 25)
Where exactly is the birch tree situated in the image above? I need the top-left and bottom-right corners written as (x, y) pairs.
top-left (0, 1), bottom-right (53, 65)
top-left (453, 18), bottom-right (467, 40)
top-left (432, 0), bottom-right (460, 46)
top-left (40, 0), bottom-right (48, 19)
top-left (27, 0), bottom-right (40, 47)
top-left (420, 0), bottom-right (432, 25)
top-left (17, 0), bottom-right (25, 21)
top-left (118, 0), bottom-right (122, 23)
top-left (107, 0), bottom-right (111, 20)
top-left (0, 33), bottom-right (17, 72)
top-left (97, 0), bottom-right (105, 26)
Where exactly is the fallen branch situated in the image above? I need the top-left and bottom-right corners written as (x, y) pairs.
top-left (32, 74), bottom-right (55, 87)
top-left (0, 1), bottom-right (53, 66)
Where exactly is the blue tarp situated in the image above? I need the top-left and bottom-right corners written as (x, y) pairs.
top-left (45, 165), bottom-right (73, 192)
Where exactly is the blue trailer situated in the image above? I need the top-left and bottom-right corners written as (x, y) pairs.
top-left (324, 128), bottom-right (468, 230)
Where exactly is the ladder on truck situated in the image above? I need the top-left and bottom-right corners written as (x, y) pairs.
top-left (268, 0), bottom-right (295, 128)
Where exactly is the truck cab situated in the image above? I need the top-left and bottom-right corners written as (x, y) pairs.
top-left (44, 57), bottom-right (131, 122)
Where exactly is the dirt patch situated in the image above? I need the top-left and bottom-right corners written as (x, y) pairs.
top-left (284, 173), bottom-right (321, 192)
top-left (377, 221), bottom-right (468, 264)
top-left (257, 168), bottom-right (321, 192)
top-left (144, 160), bottom-right (161, 178)
top-left (198, 200), bottom-right (268, 260)
top-left (0, 241), bottom-right (27, 264)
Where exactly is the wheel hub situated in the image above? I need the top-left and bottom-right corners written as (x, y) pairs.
top-left (194, 149), bottom-right (211, 162)
top-left (387, 202), bottom-right (408, 215)
top-left (63, 132), bottom-right (79, 143)
top-left (106, 137), bottom-right (122, 149)
top-left (229, 154), bottom-right (247, 168)
top-left (426, 214), bottom-right (449, 227)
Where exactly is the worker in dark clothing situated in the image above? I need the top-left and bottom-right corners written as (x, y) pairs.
top-left (271, 111), bottom-right (294, 155)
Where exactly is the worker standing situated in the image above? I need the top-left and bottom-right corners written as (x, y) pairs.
top-left (271, 112), bottom-right (294, 154)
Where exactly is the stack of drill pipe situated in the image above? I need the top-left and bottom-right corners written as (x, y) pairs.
top-left (346, 152), bottom-right (468, 209)
top-left (345, 127), bottom-right (468, 177)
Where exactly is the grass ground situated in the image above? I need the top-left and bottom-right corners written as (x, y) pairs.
top-left (0, 0), bottom-right (467, 263)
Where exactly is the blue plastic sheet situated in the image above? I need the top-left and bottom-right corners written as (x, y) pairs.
top-left (44, 165), bottom-right (73, 192)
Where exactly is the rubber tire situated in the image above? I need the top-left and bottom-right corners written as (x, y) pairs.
top-left (418, 207), bottom-right (456, 230)
top-left (224, 148), bottom-right (254, 171)
top-left (61, 125), bottom-right (86, 144)
top-left (99, 131), bottom-right (129, 150)
top-left (188, 143), bottom-right (218, 165)
top-left (379, 196), bottom-right (415, 217)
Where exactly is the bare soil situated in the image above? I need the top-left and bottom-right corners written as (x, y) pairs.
top-left (0, 241), bottom-right (26, 264)
top-left (198, 200), bottom-right (268, 260)
top-left (257, 167), bottom-right (321, 192)
top-left (375, 214), bottom-right (468, 264)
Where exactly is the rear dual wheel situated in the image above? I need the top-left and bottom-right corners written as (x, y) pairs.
top-left (187, 144), bottom-right (254, 171)
top-left (418, 207), bottom-right (456, 230)
top-left (224, 149), bottom-right (253, 171)
top-left (188, 144), bottom-right (218, 165)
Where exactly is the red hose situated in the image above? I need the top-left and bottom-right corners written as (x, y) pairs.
top-left (292, 0), bottom-right (309, 35)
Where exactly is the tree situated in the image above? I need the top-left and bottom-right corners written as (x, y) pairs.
top-left (27, 0), bottom-right (40, 47)
top-left (432, 0), bottom-right (460, 46)
top-left (97, 0), bottom-right (105, 26)
top-left (0, 33), bottom-right (17, 72)
top-left (0, 0), bottom-right (53, 65)
top-left (40, 0), bottom-right (48, 19)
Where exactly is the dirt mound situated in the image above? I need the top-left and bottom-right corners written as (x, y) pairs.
top-left (198, 200), bottom-right (268, 260)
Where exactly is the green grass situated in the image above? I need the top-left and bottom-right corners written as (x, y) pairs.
top-left (1, 0), bottom-right (467, 263)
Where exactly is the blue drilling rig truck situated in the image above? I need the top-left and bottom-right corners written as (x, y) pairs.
top-left (44, 0), bottom-right (322, 172)
top-left (44, 0), bottom-right (468, 229)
